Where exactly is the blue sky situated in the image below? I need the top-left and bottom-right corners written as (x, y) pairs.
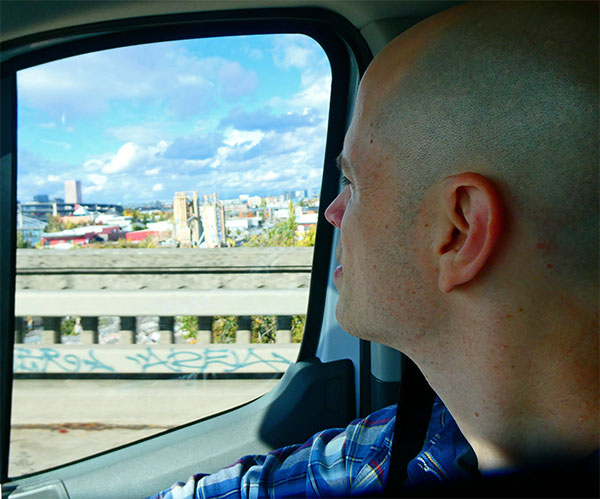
top-left (17, 34), bottom-right (331, 204)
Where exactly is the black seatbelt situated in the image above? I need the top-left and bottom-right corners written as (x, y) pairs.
top-left (385, 356), bottom-right (436, 495)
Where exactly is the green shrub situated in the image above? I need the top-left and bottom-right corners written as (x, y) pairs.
top-left (251, 316), bottom-right (276, 343)
top-left (291, 315), bottom-right (306, 343)
top-left (212, 316), bottom-right (237, 343)
top-left (179, 315), bottom-right (198, 342)
top-left (61, 317), bottom-right (76, 336)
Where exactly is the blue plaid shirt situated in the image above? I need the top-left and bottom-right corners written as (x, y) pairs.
top-left (150, 398), bottom-right (476, 498)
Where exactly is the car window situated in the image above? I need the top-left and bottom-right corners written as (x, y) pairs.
top-left (11, 33), bottom-right (331, 477)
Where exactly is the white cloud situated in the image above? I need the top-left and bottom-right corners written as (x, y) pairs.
top-left (41, 139), bottom-right (71, 150)
top-left (18, 42), bottom-right (259, 120)
top-left (47, 174), bottom-right (60, 182)
top-left (182, 159), bottom-right (212, 170)
top-left (18, 35), bottom-right (331, 203)
top-left (83, 184), bottom-right (104, 195)
top-left (217, 61), bottom-right (258, 101)
top-left (106, 123), bottom-right (169, 145)
top-left (288, 74), bottom-right (332, 112)
top-left (88, 173), bottom-right (107, 186)
top-left (223, 129), bottom-right (263, 147)
top-left (257, 171), bottom-right (280, 181)
top-left (102, 142), bottom-right (141, 174)
top-left (272, 35), bottom-right (314, 70)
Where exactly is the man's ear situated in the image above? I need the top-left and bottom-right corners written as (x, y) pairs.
top-left (436, 173), bottom-right (503, 293)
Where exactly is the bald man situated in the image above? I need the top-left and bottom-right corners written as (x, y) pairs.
top-left (152, 3), bottom-right (598, 498)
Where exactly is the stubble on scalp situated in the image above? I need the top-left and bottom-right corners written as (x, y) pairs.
top-left (371, 1), bottom-right (599, 285)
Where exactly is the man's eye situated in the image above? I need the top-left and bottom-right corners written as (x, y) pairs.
top-left (341, 175), bottom-right (352, 186)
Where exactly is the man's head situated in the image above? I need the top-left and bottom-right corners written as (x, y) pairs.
top-left (325, 1), bottom-right (598, 357)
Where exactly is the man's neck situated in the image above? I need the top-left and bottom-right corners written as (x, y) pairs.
top-left (415, 310), bottom-right (599, 472)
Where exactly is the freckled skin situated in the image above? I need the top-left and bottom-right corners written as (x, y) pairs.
top-left (326, 110), bottom-right (436, 347)
top-left (325, 0), bottom-right (598, 475)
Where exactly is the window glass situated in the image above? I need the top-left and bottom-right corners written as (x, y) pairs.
top-left (12, 34), bottom-right (331, 476)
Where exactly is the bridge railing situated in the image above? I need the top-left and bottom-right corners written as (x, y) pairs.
top-left (12, 289), bottom-right (308, 375)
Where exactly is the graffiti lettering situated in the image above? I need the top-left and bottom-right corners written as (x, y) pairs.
top-left (13, 346), bottom-right (296, 374)
top-left (14, 347), bottom-right (115, 373)
top-left (125, 347), bottom-right (292, 373)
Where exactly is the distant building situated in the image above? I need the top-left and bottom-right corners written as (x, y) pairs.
top-left (41, 225), bottom-right (122, 247)
top-left (65, 180), bottom-right (82, 204)
top-left (125, 229), bottom-right (164, 243)
top-left (200, 193), bottom-right (226, 248)
top-left (17, 210), bottom-right (45, 247)
top-left (173, 192), bottom-right (226, 248)
top-left (33, 194), bottom-right (49, 203)
top-left (173, 192), bottom-right (200, 247)
top-left (19, 201), bottom-right (122, 221)
top-left (283, 189), bottom-right (307, 201)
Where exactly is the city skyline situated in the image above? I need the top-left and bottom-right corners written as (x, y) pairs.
top-left (17, 34), bottom-right (331, 204)
top-left (21, 181), bottom-right (319, 207)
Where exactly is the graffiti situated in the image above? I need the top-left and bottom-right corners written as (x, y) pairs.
top-left (13, 345), bottom-right (296, 374)
top-left (125, 347), bottom-right (292, 373)
top-left (14, 347), bottom-right (115, 373)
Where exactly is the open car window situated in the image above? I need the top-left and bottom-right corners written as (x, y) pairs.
top-left (11, 33), bottom-right (332, 477)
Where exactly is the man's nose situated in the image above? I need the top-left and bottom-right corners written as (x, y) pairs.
top-left (325, 191), bottom-right (345, 228)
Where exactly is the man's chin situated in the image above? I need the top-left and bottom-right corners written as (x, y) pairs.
top-left (334, 300), bottom-right (356, 335)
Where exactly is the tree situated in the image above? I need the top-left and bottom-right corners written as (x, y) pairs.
top-left (179, 316), bottom-right (198, 342)
top-left (16, 231), bottom-right (29, 248)
top-left (139, 236), bottom-right (157, 248)
top-left (44, 215), bottom-right (65, 233)
top-left (44, 215), bottom-right (77, 232)
top-left (291, 315), bottom-right (306, 343)
top-left (297, 225), bottom-right (316, 247)
top-left (244, 201), bottom-right (298, 247)
top-left (251, 316), bottom-right (276, 343)
top-left (212, 316), bottom-right (237, 343)
top-left (60, 317), bottom-right (76, 336)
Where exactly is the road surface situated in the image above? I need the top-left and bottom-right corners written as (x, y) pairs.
top-left (10, 378), bottom-right (279, 477)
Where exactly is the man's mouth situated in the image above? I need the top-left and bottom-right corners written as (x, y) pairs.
top-left (334, 245), bottom-right (343, 280)
top-left (334, 264), bottom-right (343, 279)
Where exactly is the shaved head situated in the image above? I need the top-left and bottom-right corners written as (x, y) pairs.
top-left (368, 1), bottom-right (598, 283)
top-left (326, 0), bottom-right (599, 472)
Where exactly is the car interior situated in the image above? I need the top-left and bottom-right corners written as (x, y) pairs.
top-left (3, 1), bottom-right (573, 498)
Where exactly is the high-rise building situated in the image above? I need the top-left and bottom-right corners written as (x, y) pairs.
top-left (173, 191), bottom-right (226, 248)
top-left (173, 192), bottom-right (201, 247)
top-left (200, 193), bottom-right (226, 248)
top-left (64, 180), bottom-right (82, 204)
top-left (33, 194), bottom-right (49, 203)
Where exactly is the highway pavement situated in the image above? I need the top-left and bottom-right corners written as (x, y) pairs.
top-left (9, 378), bottom-right (279, 477)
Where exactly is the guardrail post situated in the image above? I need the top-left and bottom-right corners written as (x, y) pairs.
top-left (14, 316), bottom-right (25, 343)
top-left (158, 316), bottom-right (175, 344)
top-left (236, 315), bottom-right (252, 344)
top-left (81, 317), bottom-right (99, 344)
top-left (119, 316), bottom-right (136, 344)
top-left (41, 316), bottom-right (61, 344)
top-left (197, 316), bottom-right (212, 344)
top-left (276, 315), bottom-right (293, 344)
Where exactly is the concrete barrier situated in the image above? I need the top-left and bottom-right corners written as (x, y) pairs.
top-left (14, 289), bottom-right (308, 317)
top-left (13, 344), bottom-right (301, 375)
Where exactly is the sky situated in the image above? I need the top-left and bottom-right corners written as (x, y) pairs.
top-left (17, 34), bottom-right (331, 205)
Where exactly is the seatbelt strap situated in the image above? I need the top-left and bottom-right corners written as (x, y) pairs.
top-left (385, 356), bottom-right (436, 494)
